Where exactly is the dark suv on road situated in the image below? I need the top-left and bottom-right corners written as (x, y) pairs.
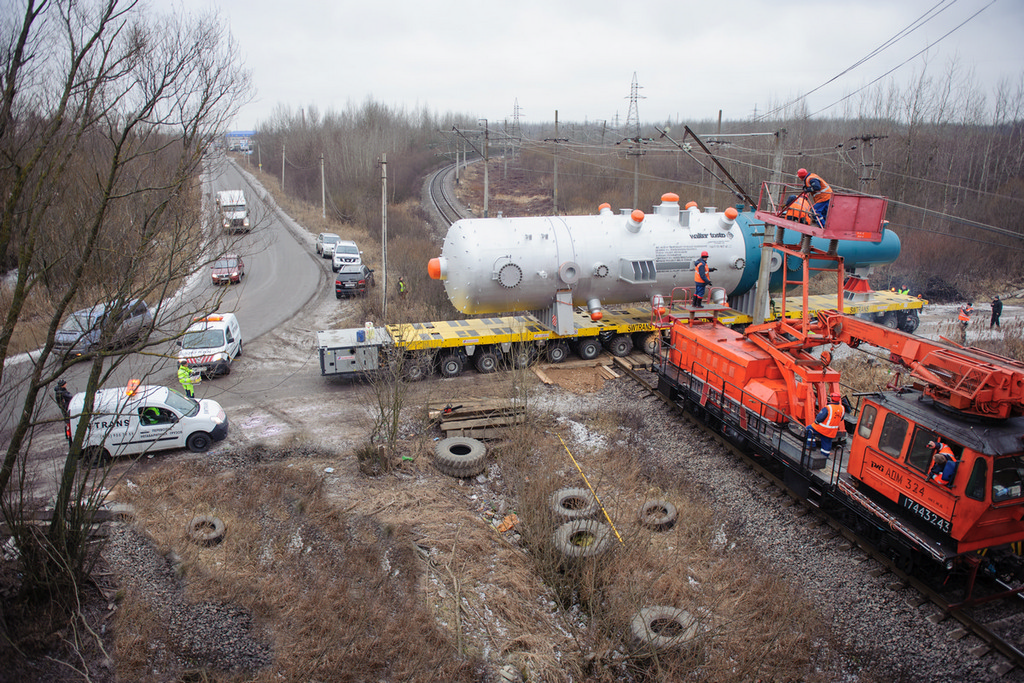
top-left (335, 264), bottom-right (375, 298)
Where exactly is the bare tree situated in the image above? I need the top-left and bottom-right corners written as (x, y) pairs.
top-left (0, 0), bottom-right (251, 593)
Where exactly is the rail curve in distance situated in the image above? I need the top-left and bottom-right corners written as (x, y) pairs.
top-left (427, 162), bottom-right (474, 227)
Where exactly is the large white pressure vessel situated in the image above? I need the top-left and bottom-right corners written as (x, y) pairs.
top-left (428, 193), bottom-right (900, 318)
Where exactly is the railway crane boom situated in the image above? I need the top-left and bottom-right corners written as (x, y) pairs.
top-left (817, 310), bottom-right (1024, 420)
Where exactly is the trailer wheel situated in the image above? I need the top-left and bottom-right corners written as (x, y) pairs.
top-left (474, 349), bottom-right (500, 373)
top-left (433, 437), bottom-right (487, 477)
top-left (575, 338), bottom-right (601, 360)
top-left (638, 500), bottom-right (678, 531)
top-left (635, 331), bottom-right (659, 356)
top-left (403, 355), bottom-right (432, 381)
top-left (439, 352), bottom-right (465, 378)
top-left (188, 515), bottom-right (225, 546)
top-left (898, 310), bottom-right (920, 333)
top-left (186, 431), bottom-right (212, 453)
top-left (553, 520), bottom-right (612, 558)
top-left (630, 606), bottom-right (699, 649)
top-left (550, 487), bottom-right (599, 519)
top-left (879, 312), bottom-right (898, 329)
top-left (605, 334), bottom-right (633, 357)
top-left (546, 341), bottom-right (570, 364)
top-left (508, 345), bottom-right (536, 369)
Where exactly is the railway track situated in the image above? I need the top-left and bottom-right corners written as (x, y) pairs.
top-left (612, 356), bottom-right (1024, 678)
top-left (426, 162), bottom-right (472, 226)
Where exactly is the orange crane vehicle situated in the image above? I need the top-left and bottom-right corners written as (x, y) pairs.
top-left (655, 182), bottom-right (1024, 588)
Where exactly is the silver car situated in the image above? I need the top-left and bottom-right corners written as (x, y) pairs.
top-left (316, 232), bottom-right (341, 258)
top-left (331, 240), bottom-right (362, 272)
top-left (54, 299), bottom-right (153, 358)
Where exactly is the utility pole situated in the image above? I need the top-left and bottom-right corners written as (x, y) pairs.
top-left (753, 128), bottom-right (787, 325)
top-left (320, 153), bottom-right (326, 220)
top-left (545, 111), bottom-right (569, 214)
top-left (281, 142), bottom-right (285, 191)
top-left (381, 153), bottom-right (388, 319)
top-left (480, 119), bottom-right (489, 218)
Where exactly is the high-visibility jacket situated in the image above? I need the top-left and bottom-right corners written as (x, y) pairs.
top-left (958, 305), bottom-right (972, 322)
top-left (813, 403), bottom-right (845, 438)
top-left (177, 364), bottom-right (194, 389)
top-left (694, 259), bottom-right (711, 285)
top-left (931, 443), bottom-right (958, 485)
top-left (785, 195), bottom-right (814, 224)
top-left (803, 173), bottom-right (833, 204)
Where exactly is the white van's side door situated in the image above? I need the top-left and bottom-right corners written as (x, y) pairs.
top-left (134, 404), bottom-right (185, 453)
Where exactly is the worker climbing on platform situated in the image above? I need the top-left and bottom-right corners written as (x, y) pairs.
top-left (693, 251), bottom-right (715, 308)
top-left (797, 168), bottom-right (832, 226)
top-left (782, 194), bottom-right (814, 225)
top-left (927, 439), bottom-right (958, 487)
top-left (806, 392), bottom-right (845, 468)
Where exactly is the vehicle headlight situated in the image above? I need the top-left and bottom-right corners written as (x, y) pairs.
top-left (216, 352), bottom-right (229, 362)
top-left (243, 217), bottom-right (250, 227)
top-left (211, 414), bottom-right (223, 425)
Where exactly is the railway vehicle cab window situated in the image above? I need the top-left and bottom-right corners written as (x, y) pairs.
top-left (857, 404), bottom-right (877, 439)
top-left (906, 431), bottom-right (961, 474)
top-left (966, 458), bottom-right (988, 501)
top-left (991, 456), bottom-right (1024, 502)
top-left (877, 412), bottom-right (908, 458)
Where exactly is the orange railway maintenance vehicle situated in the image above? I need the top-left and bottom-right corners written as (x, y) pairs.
top-left (655, 182), bottom-right (1024, 591)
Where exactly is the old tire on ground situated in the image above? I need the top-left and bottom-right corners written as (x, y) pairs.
top-left (630, 606), bottom-right (699, 650)
top-left (474, 349), bottom-right (500, 373)
top-left (434, 437), bottom-right (487, 477)
top-left (575, 337), bottom-right (601, 360)
top-left (553, 519), bottom-right (613, 559)
top-left (550, 487), bottom-right (600, 520)
top-left (188, 515), bottom-right (225, 546)
top-left (439, 352), bottom-right (465, 378)
top-left (186, 431), bottom-right (212, 453)
top-left (638, 500), bottom-right (678, 531)
top-left (546, 341), bottom-right (570, 364)
top-left (605, 333), bottom-right (634, 357)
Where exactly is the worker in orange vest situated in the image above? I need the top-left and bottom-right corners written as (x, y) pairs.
top-left (958, 302), bottom-right (973, 331)
top-left (806, 392), bottom-right (845, 467)
top-left (927, 439), bottom-right (958, 487)
top-left (693, 251), bottom-right (715, 308)
top-left (783, 194), bottom-right (814, 225)
top-left (797, 168), bottom-right (833, 225)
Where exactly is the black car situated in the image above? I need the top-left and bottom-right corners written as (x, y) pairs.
top-left (335, 264), bottom-right (375, 298)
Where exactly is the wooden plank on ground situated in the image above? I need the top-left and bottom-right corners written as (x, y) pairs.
top-left (441, 414), bottom-right (525, 431)
top-left (533, 367), bottom-right (553, 384)
top-left (445, 426), bottom-right (512, 439)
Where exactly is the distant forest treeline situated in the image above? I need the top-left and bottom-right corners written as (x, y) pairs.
top-left (256, 69), bottom-right (1024, 300)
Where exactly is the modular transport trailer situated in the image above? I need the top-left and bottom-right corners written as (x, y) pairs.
top-left (317, 288), bottom-right (925, 380)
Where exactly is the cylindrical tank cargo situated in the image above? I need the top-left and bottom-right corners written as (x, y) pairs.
top-left (430, 196), bottom-right (754, 316)
top-left (428, 194), bottom-right (902, 316)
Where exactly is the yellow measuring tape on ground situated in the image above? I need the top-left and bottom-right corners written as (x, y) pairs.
top-left (556, 433), bottom-right (625, 545)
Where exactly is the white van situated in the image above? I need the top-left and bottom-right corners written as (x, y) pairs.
top-left (178, 313), bottom-right (242, 377)
top-left (67, 381), bottom-right (227, 460)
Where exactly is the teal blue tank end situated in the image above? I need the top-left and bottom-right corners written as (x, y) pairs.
top-left (731, 211), bottom-right (901, 297)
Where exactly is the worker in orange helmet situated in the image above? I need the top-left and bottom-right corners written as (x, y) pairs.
top-left (693, 250), bottom-right (715, 308)
top-left (806, 392), bottom-right (845, 469)
top-left (927, 439), bottom-right (958, 487)
top-left (782, 194), bottom-right (813, 225)
top-left (797, 168), bottom-right (832, 226)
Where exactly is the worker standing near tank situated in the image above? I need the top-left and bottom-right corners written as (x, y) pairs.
top-left (797, 168), bottom-right (833, 226)
top-left (806, 392), bottom-right (845, 467)
top-left (692, 251), bottom-right (715, 308)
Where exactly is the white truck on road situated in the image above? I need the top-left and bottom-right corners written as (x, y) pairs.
top-left (216, 190), bottom-right (250, 233)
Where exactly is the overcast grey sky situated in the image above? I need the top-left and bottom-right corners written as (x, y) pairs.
top-left (174, 0), bottom-right (1024, 130)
